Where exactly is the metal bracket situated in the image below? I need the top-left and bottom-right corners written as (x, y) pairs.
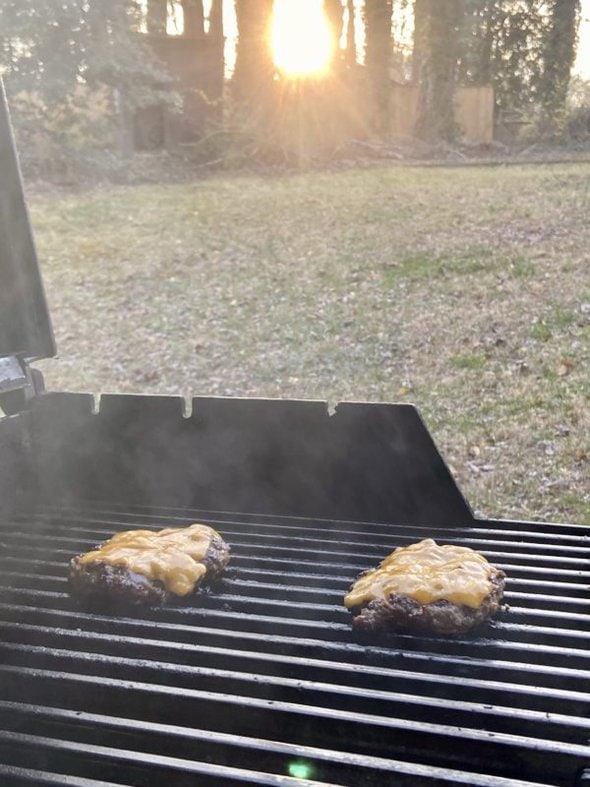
top-left (0, 355), bottom-right (45, 414)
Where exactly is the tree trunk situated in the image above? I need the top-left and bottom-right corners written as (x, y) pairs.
top-left (209, 0), bottom-right (224, 37)
top-left (478, 0), bottom-right (497, 85)
top-left (146, 0), bottom-right (167, 34)
top-left (461, 0), bottom-right (497, 85)
top-left (324, 0), bottom-right (344, 72)
top-left (233, 0), bottom-right (275, 112)
top-left (182, 0), bottom-right (205, 38)
top-left (414, 0), bottom-right (465, 142)
top-left (412, 0), bottom-right (428, 82)
top-left (345, 0), bottom-right (357, 67)
top-left (539, 0), bottom-right (580, 136)
top-left (364, 0), bottom-right (393, 135)
top-left (208, 0), bottom-right (225, 103)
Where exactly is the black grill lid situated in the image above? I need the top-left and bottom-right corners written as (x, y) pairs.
top-left (0, 78), bottom-right (55, 363)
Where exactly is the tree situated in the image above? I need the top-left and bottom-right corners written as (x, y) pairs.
top-left (324, 0), bottom-right (345, 72)
top-left (414, 0), bottom-right (465, 142)
top-left (411, 0), bottom-right (429, 81)
top-left (345, 0), bottom-right (357, 67)
top-left (209, 0), bottom-right (225, 39)
top-left (208, 0), bottom-right (226, 102)
top-left (180, 0), bottom-right (224, 139)
top-left (538, 0), bottom-right (580, 135)
top-left (232, 0), bottom-right (275, 111)
top-left (0, 0), bottom-right (169, 109)
top-left (458, 0), bottom-right (497, 86)
top-left (182, 0), bottom-right (205, 37)
top-left (459, 1), bottom-right (550, 113)
top-left (0, 0), bottom-right (172, 163)
top-left (146, 0), bottom-right (168, 34)
top-left (364, 0), bottom-right (393, 134)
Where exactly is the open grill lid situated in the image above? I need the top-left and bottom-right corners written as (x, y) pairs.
top-left (0, 79), bottom-right (55, 367)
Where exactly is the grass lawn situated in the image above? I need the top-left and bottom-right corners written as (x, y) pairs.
top-left (28, 162), bottom-right (590, 525)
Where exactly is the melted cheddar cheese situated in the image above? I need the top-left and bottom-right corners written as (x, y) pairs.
top-left (78, 523), bottom-right (220, 596)
top-left (344, 538), bottom-right (497, 609)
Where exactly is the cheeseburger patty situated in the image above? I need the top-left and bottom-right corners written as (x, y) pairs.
top-left (69, 523), bottom-right (230, 606)
top-left (344, 538), bottom-right (506, 635)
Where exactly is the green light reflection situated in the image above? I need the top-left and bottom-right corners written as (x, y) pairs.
top-left (287, 760), bottom-right (314, 779)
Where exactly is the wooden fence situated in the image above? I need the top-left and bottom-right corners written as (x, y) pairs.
top-left (390, 84), bottom-right (495, 144)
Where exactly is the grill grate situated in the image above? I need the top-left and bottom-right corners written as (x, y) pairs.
top-left (0, 504), bottom-right (588, 786)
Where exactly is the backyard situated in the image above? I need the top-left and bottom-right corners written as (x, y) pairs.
top-left (29, 161), bottom-right (590, 525)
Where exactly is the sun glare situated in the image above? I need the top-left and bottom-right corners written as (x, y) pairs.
top-left (272, 0), bottom-right (333, 77)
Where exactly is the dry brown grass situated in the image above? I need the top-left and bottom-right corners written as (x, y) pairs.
top-left (29, 162), bottom-right (590, 524)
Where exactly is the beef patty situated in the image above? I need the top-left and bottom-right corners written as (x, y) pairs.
top-left (69, 523), bottom-right (230, 606)
top-left (344, 538), bottom-right (506, 635)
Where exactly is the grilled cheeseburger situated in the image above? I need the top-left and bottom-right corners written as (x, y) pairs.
top-left (344, 538), bottom-right (506, 635)
top-left (69, 523), bottom-right (230, 605)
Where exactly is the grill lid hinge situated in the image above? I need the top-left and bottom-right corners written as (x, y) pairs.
top-left (0, 355), bottom-right (44, 414)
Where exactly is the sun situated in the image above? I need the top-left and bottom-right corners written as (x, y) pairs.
top-left (271, 0), bottom-right (334, 77)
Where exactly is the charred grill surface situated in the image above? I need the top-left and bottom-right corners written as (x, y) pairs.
top-left (0, 504), bottom-right (588, 787)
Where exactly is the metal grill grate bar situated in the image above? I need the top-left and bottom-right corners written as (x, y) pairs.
top-left (0, 622), bottom-right (587, 709)
top-left (0, 703), bottom-right (561, 787)
top-left (4, 526), bottom-right (587, 566)
top-left (0, 764), bottom-right (133, 787)
top-left (1, 643), bottom-right (588, 744)
top-left (1, 661), bottom-right (589, 754)
top-left (0, 505), bottom-right (588, 786)
top-left (1, 601), bottom-right (587, 689)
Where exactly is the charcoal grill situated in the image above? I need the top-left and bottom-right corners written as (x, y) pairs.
top-left (1, 79), bottom-right (589, 787)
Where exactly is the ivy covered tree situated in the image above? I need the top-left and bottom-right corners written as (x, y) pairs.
top-left (364, 0), bottom-right (393, 134)
top-left (414, 0), bottom-right (465, 142)
top-left (459, 0), bottom-right (580, 134)
top-left (459, 0), bottom-right (549, 113)
top-left (538, 0), bottom-right (581, 136)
